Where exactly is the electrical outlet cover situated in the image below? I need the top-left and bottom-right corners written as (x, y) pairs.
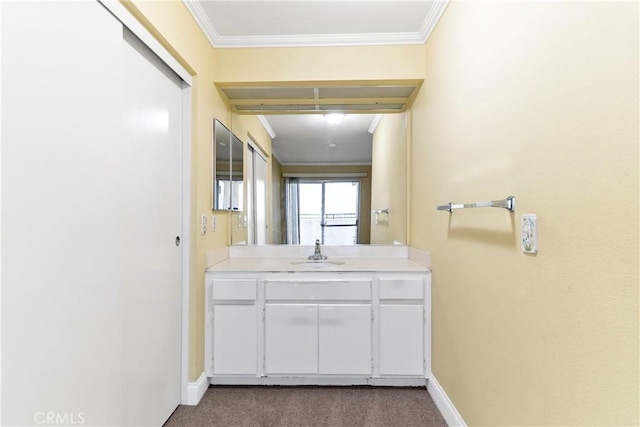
top-left (201, 214), bottom-right (207, 235)
top-left (521, 214), bottom-right (538, 254)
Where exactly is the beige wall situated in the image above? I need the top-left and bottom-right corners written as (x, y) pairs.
top-left (280, 165), bottom-right (372, 244)
top-left (231, 113), bottom-right (273, 162)
top-left (371, 113), bottom-right (408, 244)
top-left (410, 1), bottom-right (639, 425)
top-left (271, 156), bottom-right (284, 244)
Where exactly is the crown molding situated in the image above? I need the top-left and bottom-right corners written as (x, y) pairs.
top-left (184, 0), bottom-right (450, 49)
top-left (419, 0), bottom-right (451, 43)
top-left (257, 115), bottom-right (276, 139)
top-left (213, 32), bottom-right (425, 49)
top-left (183, 0), bottom-right (219, 49)
top-left (368, 114), bottom-right (384, 134)
top-left (256, 115), bottom-right (281, 162)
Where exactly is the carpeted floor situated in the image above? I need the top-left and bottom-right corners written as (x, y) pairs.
top-left (164, 386), bottom-right (447, 427)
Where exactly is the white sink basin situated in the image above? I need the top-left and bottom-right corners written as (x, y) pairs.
top-left (290, 260), bottom-right (345, 266)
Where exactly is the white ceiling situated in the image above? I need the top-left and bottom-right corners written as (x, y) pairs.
top-left (184, 0), bottom-right (448, 164)
top-left (185, 1), bottom-right (449, 48)
top-left (266, 114), bottom-right (377, 164)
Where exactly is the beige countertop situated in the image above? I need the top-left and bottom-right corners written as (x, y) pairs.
top-left (206, 257), bottom-right (429, 273)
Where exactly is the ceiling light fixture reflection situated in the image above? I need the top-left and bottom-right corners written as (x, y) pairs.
top-left (324, 113), bottom-right (345, 125)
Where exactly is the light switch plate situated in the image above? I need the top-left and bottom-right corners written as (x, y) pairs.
top-left (521, 214), bottom-right (538, 254)
top-left (211, 215), bottom-right (216, 232)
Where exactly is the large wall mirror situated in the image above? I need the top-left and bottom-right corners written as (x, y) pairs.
top-left (218, 81), bottom-right (419, 246)
top-left (213, 119), bottom-right (244, 211)
top-left (227, 113), bottom-right (407, 246)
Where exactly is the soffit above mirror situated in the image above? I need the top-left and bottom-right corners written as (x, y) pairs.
top-left (216, 81), bottom-right (423, 115)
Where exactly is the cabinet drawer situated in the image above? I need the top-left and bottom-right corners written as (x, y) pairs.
top-left (212, 279), bottom-right (257, 300)
top-left (379, 278), bottom-right (424, 300)
top-left (265, 280), bottom-right (371, 301)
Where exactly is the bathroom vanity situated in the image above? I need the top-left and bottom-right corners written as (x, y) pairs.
top-left (205, 245), bottom-right (431, 386)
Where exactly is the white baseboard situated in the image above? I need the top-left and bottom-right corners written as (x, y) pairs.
top-left (427, 374), bottom-right (466, 427)
top-left (185, 372), bottom-right (209, 406)
top-left (209, 376), bottom-right (426, 387)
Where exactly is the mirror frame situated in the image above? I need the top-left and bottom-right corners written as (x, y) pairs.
top-left (229, 132), bottom-right (244, 211)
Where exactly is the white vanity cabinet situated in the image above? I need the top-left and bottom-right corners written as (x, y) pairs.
top-left (378, 277), bottom-right (428, 376)
top-left (265, 303), bottom-right (318, 374)
top-left (318, 304), bottom-right (371, 374)
top-left (205, 270), bottom-right (430, 386)
top-left (206, 278), bottom-right (259, 376)
top-left (264, 279), bottom-right (372, 376)
top-left (264, 303), bottom-right (372, 375)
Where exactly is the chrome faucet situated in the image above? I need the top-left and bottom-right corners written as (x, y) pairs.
top-left (308, 239), bottom-right (327, 260)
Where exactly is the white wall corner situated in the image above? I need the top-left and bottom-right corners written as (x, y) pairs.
top-left (427, 375), bottom-right (466, 427)
top-left (185, 372), bottom-right (209, 406)
top-left (419, 0), bottom-right (451, 43)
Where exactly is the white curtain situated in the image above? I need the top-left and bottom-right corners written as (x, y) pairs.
top-left (285, 178), bottom-right (300, 244)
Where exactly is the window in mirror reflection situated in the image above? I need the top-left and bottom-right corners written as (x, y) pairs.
top-left (286, 179), bottom-right (360, 245)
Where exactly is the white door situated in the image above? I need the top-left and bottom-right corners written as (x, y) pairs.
top-left (265, 304), bottom-right (318, 374)
top-left (319, 304), bottom-right (372, 374)
top-left (120, 27), bottom-right (183, 425)
top-left (379, 305), bottom-right (424, 376)
top-left (2, 2), bottom-right (183, 425)
top-left (213, 305), bottom-right (258, 375)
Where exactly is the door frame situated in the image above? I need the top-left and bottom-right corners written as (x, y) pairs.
top-left (247, 138), bottom-right (269, 244)
top-left (98, 0), bottom-right (193, 404)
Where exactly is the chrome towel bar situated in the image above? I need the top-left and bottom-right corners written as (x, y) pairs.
top-left (372, 208), bottom-right (389, 226)
top-left (437, 196), bottom-right (516, 212)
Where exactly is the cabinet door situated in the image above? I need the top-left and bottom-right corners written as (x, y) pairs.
top-left (265, 304), bottom-right (318, 374)
top-left (213, 305), bottom-right (258, 375)
top-left (379, 304), bottom-right (424, 376)
top-left (319, 304), bottom-right (372, 375)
